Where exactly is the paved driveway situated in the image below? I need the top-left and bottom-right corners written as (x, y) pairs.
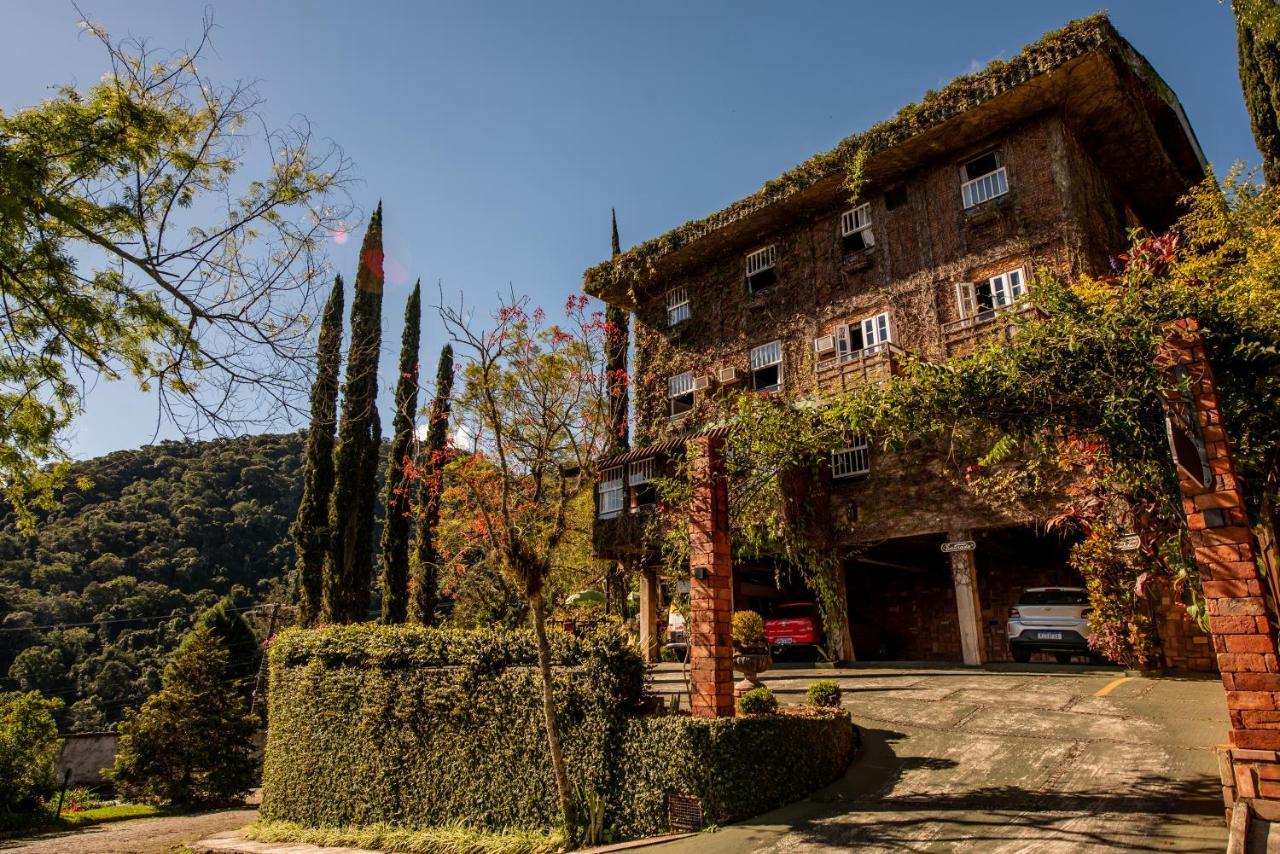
top-left (651, 663), bottom-right (1229, 853)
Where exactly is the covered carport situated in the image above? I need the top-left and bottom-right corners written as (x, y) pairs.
top-left (845, 525), bottom-right (1083, 664)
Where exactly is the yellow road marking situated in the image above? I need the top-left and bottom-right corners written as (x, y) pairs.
top-left (1094, 676), bottom-right (1132, 697)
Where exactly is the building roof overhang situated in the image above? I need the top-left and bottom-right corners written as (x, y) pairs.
top-left (583, 14), bottom-right (1206, 310)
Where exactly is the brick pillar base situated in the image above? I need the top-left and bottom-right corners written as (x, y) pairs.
top-left (1160, 319), bottom-right (1280, 823)
top-left (688, 435), bottom-right (734, 718)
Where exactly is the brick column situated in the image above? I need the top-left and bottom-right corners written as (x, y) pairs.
top-left (687, 435), bottom-right (734, 718)
top-left (638, 564), bottom-right (659, 664)
top-left (948, 530), bottom-right (986, 666)
top-left (1158, 319), bottom-right (1280, 821)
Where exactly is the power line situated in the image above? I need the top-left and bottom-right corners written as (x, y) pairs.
top-left (0, 603), bottom-right (279, 634)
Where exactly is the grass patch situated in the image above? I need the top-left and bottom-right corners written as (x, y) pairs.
top-left (245, 820), bottom-right (566, 854)
top-left (0, 803), bottom-right (165, 839)
top-left (56, 803), bottom-right (163, 828)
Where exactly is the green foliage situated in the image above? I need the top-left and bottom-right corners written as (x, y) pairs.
top-left (410, 344), bottom-right (455, 626)
top-left (613, 710), bottom-right (852, 836)
top-left (606, 209), bottom-right (630, 453)
top-left (109, 624), bottom-right (257, 806)
top-left (736, 686), bottom-right (777, 716)
top-left (1235, 0), bottom-right (1280, 185)
top-left (381, 281), bottom-right (422, 624)
top-left (0, 691), bottom-right (61, 827)
top-left (0, 432), bottom-right (304, 728)
top-left (325, 207), bottom-right (385, 624)
top-left (731, 611), bottom-right (764, 647)
top-left (583, 13), bottom-right (1116, 298)
top-left (193, 596), bottom-right (260, 693)
top-left (0, 17), bottom-right (350, 526)
top-left (247, 820), bottom-right (566, 854)
top-left (806, 680), bottom-right (843, 708)
top-left (262, 625), bottom-right (851, 841)
top-left (295, 276), bottom-right (345, 628)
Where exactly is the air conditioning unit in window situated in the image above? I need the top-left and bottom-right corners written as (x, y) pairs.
top-left (814, 335), bottom-right (836, 356)
top-left (692, 374), bottom-right (713, 392)
top-left (717, 366), bottom-right (743, 385)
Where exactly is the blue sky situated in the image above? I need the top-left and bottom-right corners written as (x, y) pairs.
top-left (1, 1), bottom-right (1255, 460)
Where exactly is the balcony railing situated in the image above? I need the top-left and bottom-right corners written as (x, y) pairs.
top-left (941, 301), bottom-right (1044, 356)
top-left (815, 341), bottom-right (905, 396)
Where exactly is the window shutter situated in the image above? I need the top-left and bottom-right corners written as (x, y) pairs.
top-left (955, 282), bottom-right (977, 319)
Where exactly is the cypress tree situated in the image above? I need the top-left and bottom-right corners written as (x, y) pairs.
top-left (380, 281), bottom-right (422, 623)
top-left (1236, 0), bottom-right (1280, 185)
top-left (409, 344), bottom-right (454, 625)
top-left (606, 209), bottom-right (630, 452)
top-left (291, 275), bottom-right (344, 627)
top-left (323, 204), bottom-right (384, 623)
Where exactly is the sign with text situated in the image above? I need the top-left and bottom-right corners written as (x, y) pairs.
top-left (941, 541), bottom-right (976, 554)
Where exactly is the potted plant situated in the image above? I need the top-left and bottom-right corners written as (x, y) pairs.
top-left (731, 610), bottom-right (773, 697)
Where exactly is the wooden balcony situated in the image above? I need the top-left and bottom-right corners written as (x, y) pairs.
top-left (942, 301), bottom-right (1045, 358)
top-left (815, 342), bottom-right (905, 397)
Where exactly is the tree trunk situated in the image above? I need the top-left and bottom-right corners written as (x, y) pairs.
top-left (529, 589), bottom-right (576, 841)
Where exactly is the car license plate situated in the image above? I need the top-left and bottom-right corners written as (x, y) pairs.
top-left (1038, 631), bottom-right (1063, 640)
top-left (776, 637), bottom-right (794, 645)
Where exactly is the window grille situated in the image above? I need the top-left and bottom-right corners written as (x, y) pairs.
top-left (832, 439), bottom-right (870, 479)
top-left (961, 150), bottom-right (1009, 208)
top-left (840, 203), bottom-right (875, 251)
top-left (629, 458), bottom-right (654, 485)
top-left (629, 458), bottom-right (657, 508)
top-left (745, 245), bottom-right (776, 277)
top-left (750, 340), bottom-right (783, 392)
top-left (667, 287), bottom-right (690, 326)
top-left (669, 372), bottom-right (694, 397)
top-left (669, 371), bottom-right (695, 417)
top-left (597, 467), bottom-right (624, 518)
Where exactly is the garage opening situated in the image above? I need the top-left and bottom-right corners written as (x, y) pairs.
top-left (845, 526), bottom-right (1083, 663)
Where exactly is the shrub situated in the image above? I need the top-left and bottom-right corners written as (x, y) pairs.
top-left (731, 611), bottom-right (765, 647)
top-left (262, 624), bottom-right (853, 840)
top-left (806, 680), bottom-right (842, 708)
top-left (110, 624), bottom-right (258, 806)
top-left (0, 691), bottom-right (61, 827)
top-left (736, 686), bottom-right (777, 716)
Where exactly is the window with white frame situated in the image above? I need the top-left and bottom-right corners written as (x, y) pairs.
top-left (960, 150), bottom-right (1009, 209)
top-left (832, 438), bottom-right (871, 479)
top-left (840, 203), bottom-right (875, 254)
top-left (629, 458), bottom-right (656, 508)
top-left (836, 311), bottom-right (892, 361)
top-left (666, 287), bottom-right (690, 326)
top-left (598, 466), bottom-right (624, 518)
top-left (750, 340), bottom-right (783, 392)
top-left (745, 245), bottom-right (777, 293)
top-left (955, 268), bottom-right (1027, 321)
top-left (669, 372), bottom-right (695, 418)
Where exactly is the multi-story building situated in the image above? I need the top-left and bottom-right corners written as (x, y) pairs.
top-left (583, 15), bottom-right (1212, 669)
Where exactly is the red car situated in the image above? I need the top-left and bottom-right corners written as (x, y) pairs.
top-left (764, 602), bottom-right (824, 654)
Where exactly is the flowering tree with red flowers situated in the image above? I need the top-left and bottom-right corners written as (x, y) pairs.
top-left (437, 290), bottom-right (613, 837)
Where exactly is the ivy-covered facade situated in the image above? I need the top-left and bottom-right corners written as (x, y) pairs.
top-left (585, 15), bottom-right (1215, 669)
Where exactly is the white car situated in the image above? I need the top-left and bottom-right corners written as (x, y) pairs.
top-left (1007, 587), bottom-right (1092, 663)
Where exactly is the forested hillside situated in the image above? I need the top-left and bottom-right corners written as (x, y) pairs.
top-left (0, 433), bottom-right (307, 730)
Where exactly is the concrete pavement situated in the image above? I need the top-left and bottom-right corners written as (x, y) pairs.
top-left (650, 663), bottom-right (1229, 853)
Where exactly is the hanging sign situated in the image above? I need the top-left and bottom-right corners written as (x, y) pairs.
top-left (941, 541), bottom-right (976, 554)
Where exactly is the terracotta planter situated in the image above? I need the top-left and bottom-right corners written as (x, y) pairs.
top-left (732, 645), bottom-right (773, 697)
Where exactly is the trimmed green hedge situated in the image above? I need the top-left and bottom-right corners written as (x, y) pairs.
top-left (261, 625), bottom-right (854, 840)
